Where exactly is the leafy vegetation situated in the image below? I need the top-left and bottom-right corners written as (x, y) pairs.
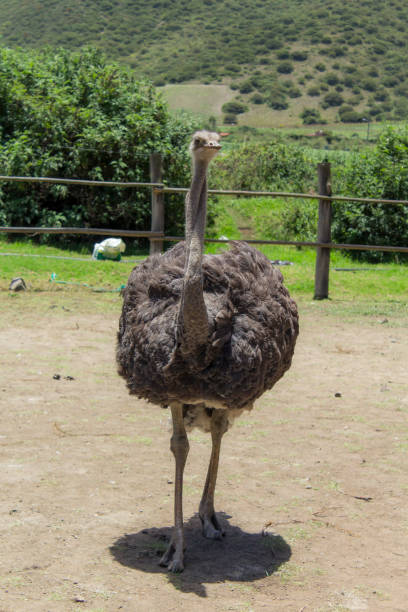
top-left (208, 128), bottom-right (408, 262)
top-left (1, 0), bottom-right (408, 124)
top-left (0, 47), bottom-right (198, 244)
top-left (332, 127), bottom-right (408, 262)
top-left (210, 138), bottom-right (314, 192)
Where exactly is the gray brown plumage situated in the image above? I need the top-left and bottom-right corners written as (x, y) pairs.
top-left (116, 131), bottom-right (298, 572)
top-left (117, 240), bottom-right (297, 413)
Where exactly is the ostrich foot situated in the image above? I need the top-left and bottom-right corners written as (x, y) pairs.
top-left (159, 538), bottom-right (185, 573)
top-left (199, 510), bottom-right (225, 540)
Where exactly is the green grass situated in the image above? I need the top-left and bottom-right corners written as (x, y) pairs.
top-left (2, 234), bottom-right (407, 320)
top-left (0, 238), bottom-right (143, 292)
top-left (160, 84), bottom-right (234, 120)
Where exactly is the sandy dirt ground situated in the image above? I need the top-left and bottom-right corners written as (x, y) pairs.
top-left (0, 292), bottom-right (407, 612)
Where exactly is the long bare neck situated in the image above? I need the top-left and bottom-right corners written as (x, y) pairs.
top-left (177, 158), bottom-right (209, 359)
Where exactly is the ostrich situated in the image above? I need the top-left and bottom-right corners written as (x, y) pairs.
top-left (117, 130), bottom-right (299, 572)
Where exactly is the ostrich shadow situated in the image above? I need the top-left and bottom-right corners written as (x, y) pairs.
top-left (110, 513), bottom-right (291, 597)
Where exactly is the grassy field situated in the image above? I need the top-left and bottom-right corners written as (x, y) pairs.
top-left (160, 84), bottom-right (235, 121)
top-left (1, 237), bottom-right (407, 323)
top-left (160, 82), bottom-right (407, 132)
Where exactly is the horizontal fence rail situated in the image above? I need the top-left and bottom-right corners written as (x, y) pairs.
top-left (1, 159), bottom-right (407, 299)
top-left (151, 235), bottom-right (408, 253)
top-left (1, 175), bottom-right (408, 206)
top-left (161, 186), bottom-right (408, 206)
top-left (0, 175), bottom-right (163, 189)
top-left (0, 227), bottom-right (163, 238)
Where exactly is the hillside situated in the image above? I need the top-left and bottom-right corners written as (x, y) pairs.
top-left (1, 0), bottom-right (408, 125)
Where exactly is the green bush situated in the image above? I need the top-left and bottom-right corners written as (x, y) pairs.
top-left (267, 93), bottom-right (289, 110)
top-left (324, 72), bottom-right (340, 86)
top-left (250, 93), bottom-right (264, 104)
top-left (224, 113), bottom-right (238, 124)
top-left (239, 80), bottom-right (254, 94)
top-left (277, 60), bottom-right (294, 74)
top-left (221, 101), bottom-right (248, 114)
top-left (0, 47), bottom-right (198, 242)
top-left (276, 49), bottom-right (291, 59)
top-left (332, 127), bottom-right (408, 261)
top-left (322, 92), bottom-right (344, 107)
top-left (361, 78), bottom-right (377, 91)
top-left (291, 50), bottom-right (308, 61)
top-left (300, 108), bottom-right (325, 124)
top-left (210, 138), bottom-right (314, 192)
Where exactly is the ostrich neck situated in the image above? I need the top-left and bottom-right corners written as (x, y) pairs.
top-left (178, 158), bottom-right (209, 357)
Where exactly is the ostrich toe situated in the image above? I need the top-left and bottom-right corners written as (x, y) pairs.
top-left (200, 511), bottom-right (225, 539)
top-left (159, 540), bottom-right (185, 573)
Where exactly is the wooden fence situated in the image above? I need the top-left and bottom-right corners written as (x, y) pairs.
top-left (1, 157), bottom-right (408, 299)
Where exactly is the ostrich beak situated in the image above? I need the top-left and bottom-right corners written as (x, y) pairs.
top-left (204, 141), bottom-right (222, 151)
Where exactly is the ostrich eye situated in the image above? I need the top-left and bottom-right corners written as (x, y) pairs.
top-left (194, 138), bottom-right (202, 146)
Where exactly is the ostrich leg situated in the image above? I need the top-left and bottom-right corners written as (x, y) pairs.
top-left (159, 402), bottom-right (190, 573)
top-left (199, 408), bottom-right (228, 539)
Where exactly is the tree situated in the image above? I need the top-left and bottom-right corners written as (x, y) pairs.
top-left (332, 127), bottom-right (408, 261)
top-left (0, 47), bottom-right (198, 241)
top-left (221, 101), bottom-right (248, 115)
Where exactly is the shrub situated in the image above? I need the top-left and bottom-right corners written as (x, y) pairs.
top-left (332, 127), bottom-right (408, 262)
top-left (0, 46), bottom-right (198, 241)
top-left (322, 92), bottom-right (344, 107)
top-left (324, 72), bottom-right (340, 86)
top-left (267, 37), bottom-right (283, 50)
top-left (338, 106), bottom-right (363, 122)
top-left (291, 50), bottom-right (308, 61)
top-left (287, 86), bottom-right (302, 98)
top-left (250, 93), bottom-right (264, 104)
top-left (373, 89), bottom-right (389, 102)
top-left (327, 45), bottom-right (346, 58)
top-left (372, 43), bottom-right (386, 55)
top-left (277, 60), bottom-right (294, 74)
top-left (300, 108), bottom-right (325, 124)
top-left (343, 75), bottom-right (356, 88)
top-left (239, 80), bottom-right (254, 94)
top-left (223, 113), bottom-right (237, 124)
top-left (276, 49), bottom-right (291, 60)
top-left (210, 138), bottom-right (314, 192)
top-left (221, 101), bottom-right (247, 114)
top-left (382, 75), bottom-right (399, 88)
top-left (315, 62), bottom-right (326, 72)
top-left (307, 86), bottom-right (320, 97)
top-left (361, 78), bottom-right (377, 91)
top-left (267, 95), bottom-right (289, 110)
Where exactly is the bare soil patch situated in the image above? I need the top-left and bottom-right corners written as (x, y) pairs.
top-left (0, 293), bottom-right (407, 611)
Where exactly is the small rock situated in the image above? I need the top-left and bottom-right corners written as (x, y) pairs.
top-left (53, 374), bottom-right (61, 380)
top-left (334, 392), bottom-right (342, 398)
top-left (167, 479), bottom-right (173, 484)
top-left (74, 595), bottom-right (86, 603)
top-left (9, 277), bottom-right (26, 292)
top-left (64, 376), bottom-right (75, 381)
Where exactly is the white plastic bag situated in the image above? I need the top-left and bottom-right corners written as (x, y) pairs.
top-left (92, 238), bottom-right (126, 261)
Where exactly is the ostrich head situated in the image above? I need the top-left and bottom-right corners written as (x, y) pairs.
top-left (189, 130), bottom-right (221, 163)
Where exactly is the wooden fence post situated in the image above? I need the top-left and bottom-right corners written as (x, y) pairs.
top-left (149, 153), bottom-right (164, 255)
top-left (314, 162), bottom-right (332, 300)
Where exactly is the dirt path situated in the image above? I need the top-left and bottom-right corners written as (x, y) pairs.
top-left (0, 294), bottom-right (407, 611)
